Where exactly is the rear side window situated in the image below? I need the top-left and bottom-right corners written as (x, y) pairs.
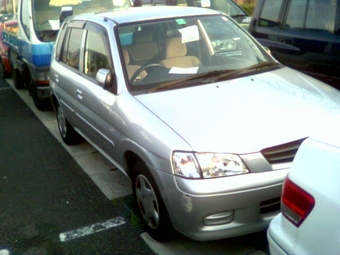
top-left (258, 0), bottom-right (283, 28)
top-left (60, 28), bottom-right (84, 70)
top-left (285, 0), bottom-right (336, 33)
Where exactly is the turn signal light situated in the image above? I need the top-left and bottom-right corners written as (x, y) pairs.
top-left (281, 177), bottom-right (315, 227)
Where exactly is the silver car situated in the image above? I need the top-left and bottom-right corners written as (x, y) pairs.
top-left (50, 6), bottom-right (340, 241)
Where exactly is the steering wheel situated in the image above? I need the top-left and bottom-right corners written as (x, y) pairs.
top-left (130, 63), bottom-right (165, 82)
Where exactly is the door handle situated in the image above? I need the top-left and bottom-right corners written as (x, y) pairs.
top-left (281, 38), bottom-right (294, 45)
top-left (54, 74), bottom-right (59, 83)
top-left (76, 89), bottom-right (83, 100)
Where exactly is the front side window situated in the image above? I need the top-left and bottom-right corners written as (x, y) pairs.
top-left (21, 0), bottom-right (30, 39)
top-left (60, 28), bottom-right (83, 70)
top-left (258, 0), bottom-right (283, 28)
top-left (285, 0), bottom-right (307, 29)
top-left (84, 24), bottom-right (112, 79)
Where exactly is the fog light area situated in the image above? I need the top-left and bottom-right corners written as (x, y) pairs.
top-left (203, 211), bottom-right (234, 226)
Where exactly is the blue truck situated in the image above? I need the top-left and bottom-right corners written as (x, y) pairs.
top-left (3, 0), bottom-right (131, 110)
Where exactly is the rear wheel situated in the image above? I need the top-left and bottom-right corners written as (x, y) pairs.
top-left (0, 59), bottom-right (9, 78)
top-left (28, 80), bottom-right (52, 111)
top-left (33, 95), bottom-right (52, 111)
top-left (56, 101), bottom-right (83, 145)
top-left (11, 65), bottom-right (25, 89)
top-left (132, 161), bottom-right (174, 241)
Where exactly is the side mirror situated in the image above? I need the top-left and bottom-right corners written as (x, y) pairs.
top-left (96, 68), bottom-right (117, 94)
top-left (264, 46), bottom-right (271, 55)
top-left (60, 6), bottom-right (73, 25)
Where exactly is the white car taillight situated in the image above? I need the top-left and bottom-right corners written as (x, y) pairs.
top-left (281, 176), bottom-right (315, 227)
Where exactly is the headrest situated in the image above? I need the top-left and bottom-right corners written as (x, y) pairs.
top-left (165, 37), bottom-right (187, 59)
top-left (133, 27), bottom-right (153, 43)
top-left (166, 29), bottom-right (181, 38)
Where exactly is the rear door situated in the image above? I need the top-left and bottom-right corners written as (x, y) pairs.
top-left (276, 0), bottom-right (339, 82)
top-left (51, 21), bottom-right (86, 127)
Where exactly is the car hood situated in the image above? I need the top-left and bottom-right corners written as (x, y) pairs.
top-left (135, 68), bottom-right (340, 153)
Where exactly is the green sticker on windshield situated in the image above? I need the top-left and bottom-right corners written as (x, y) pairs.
top-left (176, 19), bottom-right (186, 25)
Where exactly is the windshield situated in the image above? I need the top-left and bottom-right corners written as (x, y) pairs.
top-left (33, 0), bottom-right (130, 42)
top-left (118, 14), bottom-right (276, 93)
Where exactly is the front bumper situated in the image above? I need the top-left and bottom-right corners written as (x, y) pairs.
top-left (153, 168), bottom-right (288, 241)
top-left (267, 215), bottom-right (292, 255)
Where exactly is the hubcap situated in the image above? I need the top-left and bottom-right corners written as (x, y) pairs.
top-left (135, 175), bottom-right (160, 229)
top-left (57, 107), bottom-right (67, 138)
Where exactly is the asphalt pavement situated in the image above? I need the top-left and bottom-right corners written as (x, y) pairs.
top-left (0, 78), bottom-right (154, 254)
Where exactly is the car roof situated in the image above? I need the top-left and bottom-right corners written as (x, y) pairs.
top-left (71, 6), bottom-right (222, 24)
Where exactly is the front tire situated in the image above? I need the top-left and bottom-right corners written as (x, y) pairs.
top-left (56, 101), bottom-right (83, 145)
top-left (132, 161), bottom-right (174, 241)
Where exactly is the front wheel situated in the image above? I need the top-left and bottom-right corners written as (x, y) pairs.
top-left (56, 101), bottom-right (83, 145)
top-left (132, 161), bottom-right (174, 241)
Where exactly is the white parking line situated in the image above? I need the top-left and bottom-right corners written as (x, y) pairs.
top-left (0, 87), bottom-right (11, 91)
top-left (59, 217), bottom-right (126, 242)
top-left (0, 249), bottom-right (10, 255)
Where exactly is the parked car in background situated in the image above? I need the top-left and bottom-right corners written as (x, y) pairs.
top-left (3, 0), bottom-right (131, 111)
top-left (267, 134), bottom-right (340, 255)
top-left (50, 6), bottom-right (340, 242)
top-left (249, 0), bottom-right (340, 87)
top-left (0, 14), bottom-right (15, 78)
top-left (134, 0), bottom-right (251, 29)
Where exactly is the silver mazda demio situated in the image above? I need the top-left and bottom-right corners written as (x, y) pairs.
top-left (50, 6), bottom-right (340, 241)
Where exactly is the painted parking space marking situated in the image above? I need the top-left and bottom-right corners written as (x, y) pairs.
top-left (0, 87), bottom-right (11, 91)
top-left (0, 249), bottom-right (10, 255)
top-left (59, 217), bottom-right (126, 242)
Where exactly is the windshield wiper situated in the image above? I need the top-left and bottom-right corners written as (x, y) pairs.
top-left (204, 61), bottom-right (279, 83)
top-left (231, 14), bottom-right (248, 18)
top-left (151, 62), bottom-right (278, 92)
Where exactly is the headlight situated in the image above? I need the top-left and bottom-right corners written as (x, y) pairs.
top-left (172, 152), bottom-right (201, 178)
top-left (172, 152), bottom-right (249, 179)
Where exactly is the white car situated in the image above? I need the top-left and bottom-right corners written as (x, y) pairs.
top-left (267, 133), bottom-right (340, 255)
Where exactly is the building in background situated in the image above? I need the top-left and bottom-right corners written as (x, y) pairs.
top-left (0, 0), bottom-right (16, 13)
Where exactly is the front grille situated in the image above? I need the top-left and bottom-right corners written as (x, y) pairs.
top-left (261, 138), bottom-right (306, 169)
